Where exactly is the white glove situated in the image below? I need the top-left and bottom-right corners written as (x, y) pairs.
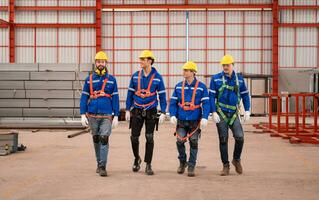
top-left (112, 116), bottom-right (119, 129)
top-left (170, 116), bottom-right (177, 125)
top-left (212, 112), bottom-right (221, 123)
top-left (200, 118), bottom-right (208, 128)
top-left (243, 111), bottom-right (250, 122)
top-left (159, 113), bottom-right (166, 124)
top-left (125, 110), bottom-right (130, 121)
top-left (81, 114), bottom-right (88, 127)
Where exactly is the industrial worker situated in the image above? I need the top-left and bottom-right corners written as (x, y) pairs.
top-left (80, 51), bottom-right (119, 177)
top-left (209, 55), bottom-right (250, 176)
top-left (169, 61), bottom-right (210, 177)
top-left (125, 50), bottom-right (167, 176)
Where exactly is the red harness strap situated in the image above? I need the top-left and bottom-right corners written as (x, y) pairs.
top-left (86, 113), bottom-right (113, 121)
top-left (89, 74), bottom-right (111, 99)
top-left (135, 70), bottom-right (156, 99)
top-left (175, 120), bottom-right (201, 141)
top-left (178, 80), bottom-right (201, 111)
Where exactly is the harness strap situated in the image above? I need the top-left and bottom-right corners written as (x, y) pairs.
top-left (89, 74), bottom-right (111, 99)
top-left (135, 70), bottom-right (156, 98)
top-left (179, 79), bottom-right (201, 111)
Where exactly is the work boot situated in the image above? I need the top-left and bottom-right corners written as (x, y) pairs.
top-left (232, 159), bottom-right (243, 174)
top-left (177, 161), bottom-right (187, 174)
top-left (99, 166), bottom-right (107, 177)
top-left (145, 163), bottom-right (154, 175)
top-left (96, 164), bottom-right (100, 173)
top-left (187, 166), bottom-right (195, 177)
top-left (132, 157), bottom-right (141, 172)
top-left (220, 163), bottom-right (230, 176)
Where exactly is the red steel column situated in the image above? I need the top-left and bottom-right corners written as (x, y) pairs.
top-left (272, 0), bottom-right (279, 94)
top-left (96, 0), bottom-right (102, 52)
top-left (9, 0), bottom-right (15, 63)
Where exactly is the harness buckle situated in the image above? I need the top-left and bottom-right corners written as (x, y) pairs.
top-left (141, 109), bottom-right (147, 117)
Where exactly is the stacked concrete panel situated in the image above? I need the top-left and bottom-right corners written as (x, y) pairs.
top-left (0, 63), bottom-right (91, 117)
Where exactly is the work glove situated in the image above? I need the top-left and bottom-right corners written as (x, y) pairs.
top-left (159, 113), bottom-right (166, 124)
top-left (170, 116), bottom-right (177, 125)
top-left (81, 114), bottom-right (89, 127)
top-left (200, 118), bottom-right (208, 128)
top-left (125, 110), bottom-right (130, 121)
top-left (212, 112), bottom-right (221, 124)
top-left (112, 116), bottom-right (119, 129)
top-left (243, 111), bottom-right (250, 122)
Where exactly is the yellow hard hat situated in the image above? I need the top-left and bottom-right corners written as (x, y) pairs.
top-left (182, 61), bottom-right (198, 73)
top-left (95, 51), bottom-right (108, 61)
top-left (220, 55), bottom-right (234, 65)
top-left (139, 50), bottom-right (155, 60)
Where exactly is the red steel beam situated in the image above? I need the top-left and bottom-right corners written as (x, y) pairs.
top-left (102, 4), bottom-right (272, 9)
top-left (15, 23), bottom-right (96, 28)
top-left (96, 0), bottom-right (102, 52)
top-left (279, 5), bottom-right (319, 10)
top-left (280, 23), bottom-right (319, 28)
top-left (0, 6), bottom-right (8, 11)
top-left (272, 0), bottom-right (279, 94)
top-left (9, 0), bottom-right (15, 63)
top-left (15, 6), bottom-right (96, 11)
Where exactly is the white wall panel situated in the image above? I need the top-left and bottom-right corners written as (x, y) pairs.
top-left (279, 47), bottom-right (294, 67)
top-left (15, 0), bottom-right (35, 6)
top-left (0, 47), bottom-right (9, 63)
top-left (81, 28), bottom-right (95, 46)
top-left (80, 47), bottom-right (95, 63)
top-left (296, 47), bottom-right (317, 68)
top-left (37, 28), bottom-right (57, 45)
top-left (15, 28), bottom-right (34, 47)
top-left (59, 47), bottom-right (78, 63)
top-left (296, 28), bottom-right (317, 46)
top-left (59, 29), bottom-right (78, 45)
top-left (0, 11), bottom-right (8, 21)
top-left (132, 38), bottom-right (149, 49)
top-left (37, 0), bottom-right (57, 6)
top-left (279, 28), bottom-right (294, 45)
top-left (36, 47), bottom-right (56, 63)
top-left (0, 0), bottom-right (8, 6)
top-left (151, 38), bottom-right (167, 49)
top-left (15, 11), bottom-right (35, 23)
top-left (279, 0), bottom-right (317, 5)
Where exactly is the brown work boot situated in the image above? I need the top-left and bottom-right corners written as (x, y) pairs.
top-left (145, 163), bottom-right (154, 175)
top-left (177, 161), bottom-right (187, 174)
top-left (220, 163), bottom-right (230, 176)
top-left (232, 159), bottom-right (243, 174)
top-left (99, 166), bottom-right (107, 177)
top-left (187, 166), bottom-right (195, 177)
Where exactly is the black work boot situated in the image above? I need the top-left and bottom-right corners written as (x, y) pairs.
top-left (232, 159), bottom-right (243, 174)
top-left (220, 163), bottom-right (230, 176)
top-left (99, 166), bottom-right (107, 177)
top-left (132, 157), bottom-right (142, 172)
top-left (177, 161), bottom-right (187, 174)
top-left (145, 163), bottom-right (154, 175)
top-left (96, 164), bottom-right (100, 173)
top-left (187, 166), bottom-right (195, 177)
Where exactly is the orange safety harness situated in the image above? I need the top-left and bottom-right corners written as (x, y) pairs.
top-left (89, 74), bottom-right (111, 99)
top-left (178, 80), bottom-right (201, 111)
top-left (135, 70), bottom-right (156, 99)
top-left (134, 70), bottom-right (157, 108)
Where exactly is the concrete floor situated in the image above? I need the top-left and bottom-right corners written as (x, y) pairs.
top-left (0, 117), bottom-right (319, 200)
